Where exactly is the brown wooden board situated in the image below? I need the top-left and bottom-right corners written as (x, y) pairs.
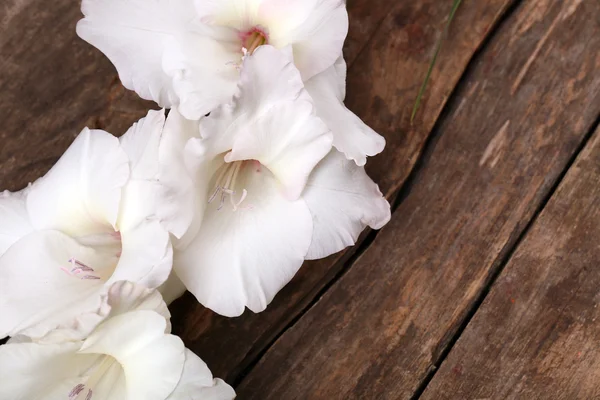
top-left (420, 125), bottom-right (600, 399)
top-left (235, 1), bottom-right (600, 398)
top-left (0, 0), bottom-right (153, 191)
top-left (169, 0), bottom-right (514, 383)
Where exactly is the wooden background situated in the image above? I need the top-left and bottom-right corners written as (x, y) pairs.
top-left (1, 0), bottom-right (600, 398)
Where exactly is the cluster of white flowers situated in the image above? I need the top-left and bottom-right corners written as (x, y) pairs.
top-left (0, 0), bottom-right (391, 398)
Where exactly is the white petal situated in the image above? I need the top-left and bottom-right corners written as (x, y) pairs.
top-left (234, 45), bottom-right (308, 118)
top-left (265, 0), bottom-right (348, 80)
top-left (226, 99), bottom-right (332, 200)
top-left (304, 150), bottom-right (391, 260)
top-left (305, 58), bottom-right (385, 166)
top-left (118, 178), bottom-right (163, 233)
top-left (0, 230), bottom-right (110, 339)
top-left (0, 189), bottom-right (33, 255)
top-left (167, 349), bottom-right (236, 400)
top-left (157, 109), bottom-right (206, 242)
top-left (163, 30), bottom-right (241, 120)
top-left (175, 164), bottom-right (313, 317)
top-left (119, 109), bottom-right (166, 181)
top-left (80, 310), bottom-right (185, 400)
top-left (0, 341), bottom-right (98, 400)
top-left (106, 280), bottom-right (171, 324)
top-left (77, 0), bottom-right (197, 107)
top-left (199, 45), bottom-right (308, 144)
top-left (109, 218), bottom-right (173, 290)
top-left (26, 128), bottom-right (129, 236)
top-left (38, 281), bottom-right (172, 344)
top-left (195, 0), bottom-right (263, 28)
top-left (202, 45), bottom-right (333, 199)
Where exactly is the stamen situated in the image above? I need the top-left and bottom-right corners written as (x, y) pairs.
top-left (61, 258), bottom-right (101, 281)
top-left (208, 161), bottom-right (250, 212)
top-left (69, 384), bottom-right (85, 398)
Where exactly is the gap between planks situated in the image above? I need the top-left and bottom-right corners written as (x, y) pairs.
top-left (233, 0), bottom-right (523, 390)
top-left (410, 106), bottom-right (600, 400)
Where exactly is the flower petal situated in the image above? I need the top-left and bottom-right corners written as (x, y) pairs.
top-left (163, 30), bottom-right (241, 120)
top-left (106, 280), bottom-right (171, 324)
top-left (77, 0), bottom-right (197, 107)
top-left (26, 128), bottom-right (129, 236)
top-left (226, 99), bottom-right (332, 200)
top-left (235, 45), bottom-right (308, 118)
top-left (37, 280), bottom-right (172, 344)
top-left (167, 349), bottom-right (236, 400)
top-left (0, 230), bottom-right (109, 339)
top-left (194, 0), bottom-right (263, 28)
top-left (80, 310), bottom-right (185, 400)
top-left (265, 0), bottom-right (348, 80)
top-left (303, 150), bottom-right (391, 260)
top-left (119, 109), bottom-right (166, 181)
top-left (0, 189), bottom-right (33, 255)
top-left (210, 45), bottom-right (333, 199)
top-left (0, 341), bottom-right (97, 400)
top-left (305, 57), bottom-right (385, 166)
top-left (118, 109), bottom-right (167, 232)
top-left (199, 45), bottom-right (308, 144)
top-left (108, 218), bottom-right (173, 290)
top-left (175, 165), bottom-right (313, 317)
top-left (157, 109), bottom-right (207, 242)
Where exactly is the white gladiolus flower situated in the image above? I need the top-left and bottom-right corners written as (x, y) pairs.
top-left (76, 0), bottom-right (347, 119)
top-left (0, 281), bottom-right (235, 400)
top-left (0, 110), bottom-right (173, 340)
top-left (158, 46), bottom-right (390, 317)
top-left (76, 0), bottom-right (384, 165)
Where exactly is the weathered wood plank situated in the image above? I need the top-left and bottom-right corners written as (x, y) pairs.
top-left (235, 1), bottom-right (600, 398)
top-left (170, 0), bottom-right (514, 383)
top-left (0, 0), bottom-right (153, 191)
top-left (420, 125), bottom-right (600, 399)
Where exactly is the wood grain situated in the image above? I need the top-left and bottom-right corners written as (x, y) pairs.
top-left (169, 0), bottom-right (514, 383)
top-left (235, 1), bottom-right (600, 398)
top-left (421, 124), bottom-right (600, 400)
top-left (0, 0), bottom-right (153, 191)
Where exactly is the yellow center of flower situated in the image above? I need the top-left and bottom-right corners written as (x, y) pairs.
top-left (242, 28), bottom-right (268, 55)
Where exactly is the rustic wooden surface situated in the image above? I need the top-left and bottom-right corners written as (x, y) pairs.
top-left (236, 0), bottom-right (600, 398)
top-left (419, 126), bottom-right (600, 400)
top-left (1, 0), bottom-right (600, 399)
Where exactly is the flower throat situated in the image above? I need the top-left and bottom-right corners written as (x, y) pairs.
top-left (242, 27), bottom-right (268, 55)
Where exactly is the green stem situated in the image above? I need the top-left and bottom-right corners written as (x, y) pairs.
top-left (410, 0), bottom-right (463, 125)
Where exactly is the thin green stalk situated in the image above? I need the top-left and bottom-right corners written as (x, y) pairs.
top-left (410, 0), bottom-right (463, 124)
